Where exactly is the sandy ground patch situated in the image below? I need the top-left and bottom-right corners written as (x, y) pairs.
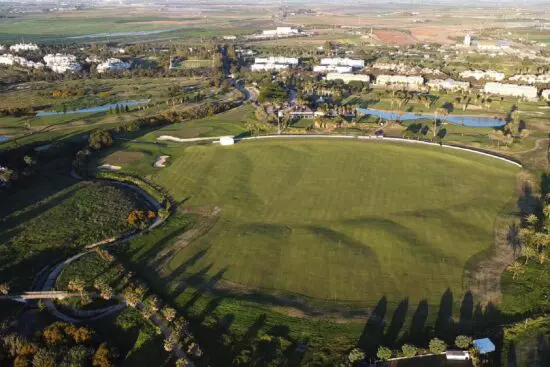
top-left (373, 30), bottom-right (417, 45)
top-left (97, 164), bottom-right (122, 171)
top-left (154, 155), bottom-right (170, 168)
top-left (409, 25), bottom-right (462, 44)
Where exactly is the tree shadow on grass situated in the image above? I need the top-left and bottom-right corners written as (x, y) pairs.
top-left (358, 296), bottom-right (387, 356)
top-left (434, 288), bottom-right (454, 341)
top-left (409, 299), bottom-right (429, 346)
top-left (385, 298), bottom-right (408, 348)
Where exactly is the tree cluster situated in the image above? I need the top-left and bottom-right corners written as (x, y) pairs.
top-left (0, 322), bottom-right (117, 367)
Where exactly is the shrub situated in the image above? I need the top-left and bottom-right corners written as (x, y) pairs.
top-left (401, 344), bottom-right (417, 358)
top-left (429, 338), bottom-right (447, 354)
top-left (376, 346), bottom-right (392, 361)
top-left (348, 348), bottom-right (365, 364)
top-left (455, 335), bottom-right (473, 349)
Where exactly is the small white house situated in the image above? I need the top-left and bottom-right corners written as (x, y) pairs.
top-left (445, 350), bottom-right (470, 360)
top-left (220, 136), bottom-right (235, 146)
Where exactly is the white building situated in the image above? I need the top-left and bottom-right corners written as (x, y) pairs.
top-left (223, 35), bottom-right (237, 40)
top-left (251, 56), bottom-right (298, 72)
top-left (254, 56), bottom-right (298, 65)
top-left (96, 58), bottom-right (131, 73)
top-left (464, 34), bottom-right (472, 46)
top-left (427, 78), bottom-right (470, 91)
top-left (43, 53), bottom-right (81, 73)
top-left (0, 54), bottom-right (43, 68)
top-left (459, 69), bottom-right (505, 81)
top-left (446, 350), bottom-right (470, 361)
top-left (509, 74), bottom-right (550, 85)
top-left (326, 73), bottom-right (370, 84)
top-left (9, 43), bottom-right (39, 52)
top-left (220, 136), bottom-right (235, 145)
top-left (262, 27), bottom-right (299, 36)
top-left (313, 65), bottom-right (352, 73)
top-left (375, 75), bottom-right (424, 86)
top-left (484, 82), bottom-right (538, 99)
top-left (85, 55), bottom-right (101, 63)
top-left (542, 89), bottom-right (550, 100)
top-left (251, 63), bottom-right (289, 71)
top-left (0, 45), bottom-right (4, 51)
top-left (320, 57), bottom-right (365, 68)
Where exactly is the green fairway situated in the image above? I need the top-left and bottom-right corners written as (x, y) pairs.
top-left (147, 139), bottom-right (519, 309)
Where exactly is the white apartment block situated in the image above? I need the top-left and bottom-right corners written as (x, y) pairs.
top-left (320, 57), bottom-right (365, 68)
top-left (254, 56), bottom-right (298, 65)
top-left (509, 74), bottom-right (550, 85)
top-left (9, 43), bottom-right (39, 52)
top-left (43, 53), bottom-right (82, 73)
top-left (262, 27), bottom-right (299, 36)
top-left (427, 79), bottom-right (470, 91)
top-left (96, 58), bottom-right (131, 73)
top-left (313, 65), bottom-right (352, 73)
top-left (251, 63), bottom-right (289, 71)
top-left (483, 82), bottom-right (538, 100)
top-left (0, 54), bottom-right (43, 68)
top-left (326, 73), bottom-right (370, 84)
top-left (459, 69), bottom-right (505, 81)
top-left (375, 75), bottom-right (424, 86)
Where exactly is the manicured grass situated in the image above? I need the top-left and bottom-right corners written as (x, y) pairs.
top-left (146, 139), bottom-right (518, 309)
top-left (140, 104), bottom-right (254, 141)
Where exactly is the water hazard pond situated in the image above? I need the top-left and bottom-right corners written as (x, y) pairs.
top-left (36, 100), bottom-right (149, 117)
top-left (357, 107), bottom-right (505, 127)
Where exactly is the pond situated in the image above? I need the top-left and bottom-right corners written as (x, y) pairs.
top-left (68, 29), bottom-right (175, 39)
top-left (0, 136), bottom-right (10, 142)
top-left (36, 100), bottom-right (150, 117)
top-left (357, 107), bottom-right (505, 127)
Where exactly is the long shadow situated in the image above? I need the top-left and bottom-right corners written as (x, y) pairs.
top-left (434, 288), bottom-right (454, 341)
top-left (409, 299), bottom-right (429, 346)
top-left (358, 296), bottom-right (387, 356)
top-left (517, 182), bottom-right (539, 218)
top-left (385, 298), bottom-right (409, 348)
top-left (459, 290), bottom-right (474, 333)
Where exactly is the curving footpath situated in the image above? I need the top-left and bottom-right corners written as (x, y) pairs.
top-left (22, 171), bottom-right (196, 366)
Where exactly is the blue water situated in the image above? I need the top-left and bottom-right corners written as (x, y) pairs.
top-left (0, 136), bottom-right (10, 142)
top-left (68, 30), bottom-right (175, 39)
top-left (36, 100), bottom-right (150, 117)
top-left (357, 108), bottom-right (505, 127)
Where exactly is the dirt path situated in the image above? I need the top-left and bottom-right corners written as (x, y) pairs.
top-left (515, 138), bottom-right (549, 155)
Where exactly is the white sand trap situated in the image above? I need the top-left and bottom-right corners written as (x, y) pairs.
top-left (97, 164), bottom-right (122, 171)
top-left (154, 155), bottom-right (170, 168)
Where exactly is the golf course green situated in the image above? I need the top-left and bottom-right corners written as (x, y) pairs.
top-left (149, 139), bottom-right (519, 309)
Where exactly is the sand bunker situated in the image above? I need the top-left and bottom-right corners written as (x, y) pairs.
top-left (154, 156), bottom-right (170, 168)
top-left (97, 164), bottom-right (122, 171)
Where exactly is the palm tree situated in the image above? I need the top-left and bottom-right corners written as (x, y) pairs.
top-left (521, 245), bottom-right (537, 264)
top-left (507, 261), bottom-right (524, 279)
top-left (433, 108), bottom-right (447, 138)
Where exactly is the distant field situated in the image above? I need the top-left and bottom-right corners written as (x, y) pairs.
top-left (143, 139), bottom-right (518, 309)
